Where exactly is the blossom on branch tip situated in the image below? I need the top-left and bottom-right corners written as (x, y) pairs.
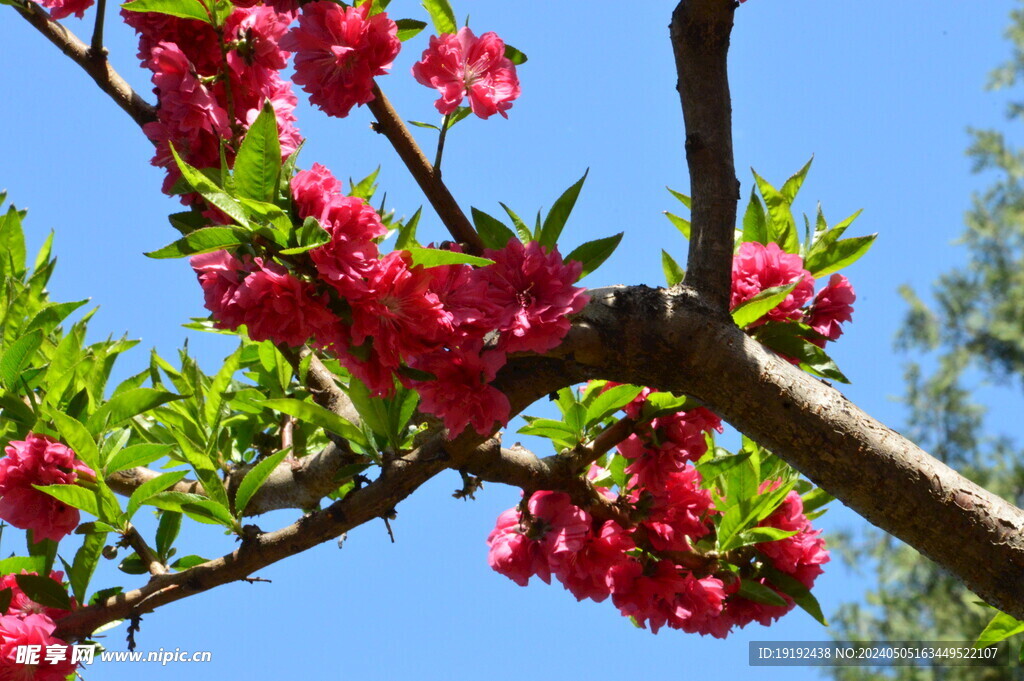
top-left (282, 0), bottom-right (400, 118)
top-left (0, 434), bottom-right (94, 543)
top-left (412, 27), bottom-right (521, 119)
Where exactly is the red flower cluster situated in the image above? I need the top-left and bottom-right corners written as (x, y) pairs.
top-left (0, 434), bottom-right (93, 543)
top-left (282, 0), bottom-right (401, 118)
top-left (486, 389), bottom-right (828, 637)
top-left (412, 27), bottom-right (521, 119)
top-left (123, 4), bottom-right (302, 196)
top-left (0, 613), bottom-right (77, 681)
top-left (193, 163), bottom-right (587, 438)
top-left (731, 241), bottom-right (856, 343)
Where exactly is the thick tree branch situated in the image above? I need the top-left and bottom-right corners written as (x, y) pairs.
top-left (12, 0), bottom-right (156, 128)
top-left (366, 85), bottom-right (485, 254)
top-left (671, 0), bottom-right (740, 311)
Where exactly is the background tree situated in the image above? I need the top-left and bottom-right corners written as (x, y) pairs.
top-left (829, 4), bottom-right (1024, 679)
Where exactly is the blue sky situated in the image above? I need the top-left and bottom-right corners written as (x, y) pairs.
top-left (1, 1), bottom-right (1022, 679)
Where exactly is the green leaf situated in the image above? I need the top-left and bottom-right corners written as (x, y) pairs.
top-left (105, 444), bottom-right (174, 475)
top-left (804, 209), bottom-right (862, 263)
top-left (168, 210), bottom-right (208, 236)
top-left (737, 579), bottom-right (789, 607)
top-left (0, 204), bottom-right (27, 281)
top-left (234, 449), bottom-right (289, 516)
top-left (144, 226), bottom-right (249, 259)
top-left (781, 156), bottom-right (814, 204)
top-left (754, 322), bottom-right (850, 383)
top-left (761, 565), bottom-right (828, 626)
top-left (0, 329), bottom-right (43, 388)
top-left (585, 384), bottom-right (642, 427)
top-left (503, 43), bottom-right (528, 65)
top-left (803, 234), bottom-right (877, 277)
top-left (518, 418), bottom-right (579, 445)
top-left (499, 203), bottom-right (532, 242)
top-left (752, 169), bottom-right (799, 254)
top-left (667, 187), bottom-right (691, 209)
top-left (976, 611), bottom-right (1024, 648)
top-left (279, 217), bottom-right (330, 255)
top-left (695, 450), bottom-right (753, 481)
top-left (33, 484), bottom-right (99, 518)
top-left (565, 233), bottom-right (623, 280)
top-left (170, 555), bottom-right (208, 570)
top-left (180, 498), bottom-right (237, 527)
top-left (538, 170), bottom-right (588, 249)
top-left (47, 410), bottom-right (100, 472)
top-left (121, 0), bottom-right (212, 23)
top-left (233, 100), bottom-right (282, 203)
top-left (169, 145), bottom-right (248, 225)
top-left (155, 511), bottom-right (182, 560)
top-left (396, 18), bottom-right (428, 41)
top-left (472, 207), bottom-right (516, 250)
top-left (730, 282), bottom-right (799, 329)
top-left (125, 470), bottom-right (189, 520)
top-left (69, 530), bottom-right (107, 604)
top-left (661, 250), bottom-right (685, 287)
top-left (445, 106), bottom-right (472, 130)
top-left (664, 212), bottom-right (690, 239)
top-left (87, 389), bottom-right (184, 436)
top-left (408, 121), bottom-right (441, 132)
top-left (641, 391), bottom-right (696, 419)
top-left (403, 247), bottom-right (494, 268)
top-left (800, 487), bottom-right (833, 515)
top-left (395, 208), bottom-right (422, 250)
top-left (421, 0), bottom-right (456, 34)
top-left (736, 526), bottom-right (799, 546)
top-left (348, 167), bottom-right (380, 201)
top-left (23, 299), bottom-right (89, 337)
top-left (261, 398), bottom-right (369, 448)
top-left (0, 556), bottom-right (45, 576)
top-left (204, 345), bottom-right (243, 429)
top-left (14, 574), bottom-right (71, 611)
top-left (741, 188), bottom-right (769, 245)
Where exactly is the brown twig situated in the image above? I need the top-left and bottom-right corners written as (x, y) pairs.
top-left (121, 525), bottom-right (167, 577)
top-left (366, 84), bottom-right (484, 253)
top-left (671, 0), bottom-right (740, 311)
top-left (13, 0), bottom-right (157, 128)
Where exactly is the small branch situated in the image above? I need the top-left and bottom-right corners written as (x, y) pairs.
top-left (366, 84), bottom-right (484, 254)
top-left (671, 0), bottom-right (740, 311)
top-left (565, 416), bottom-right (639, 471)
top-left (107, 439), bottom-right (371, 516)
top-left (121, 525), bottom-right (166, 577)
top-left (13, 0), bottom-right (156, 128)
top-left (433, 113), bottom-right (452, 176)
top-left (56, 432), bottom-right (465, 639)
top-left (89, 0), bottom-right (106, 58)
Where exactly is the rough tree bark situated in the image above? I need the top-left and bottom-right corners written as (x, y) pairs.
top-left (13, 0), bottom-right (1024, 637)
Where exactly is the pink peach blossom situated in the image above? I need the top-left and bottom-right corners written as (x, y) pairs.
top-left (412, 28), bottom-right (521, 119)
top-left (282, 1), bottom-right (400, 118)
top-left (0, 434), bottom-right (93, 543)
top-left (731, 241), bottom-right (815, 324)
top-left (477, 239), bottom-right (588, 354)
top-left (808, 273), bottom-right (856, 341)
